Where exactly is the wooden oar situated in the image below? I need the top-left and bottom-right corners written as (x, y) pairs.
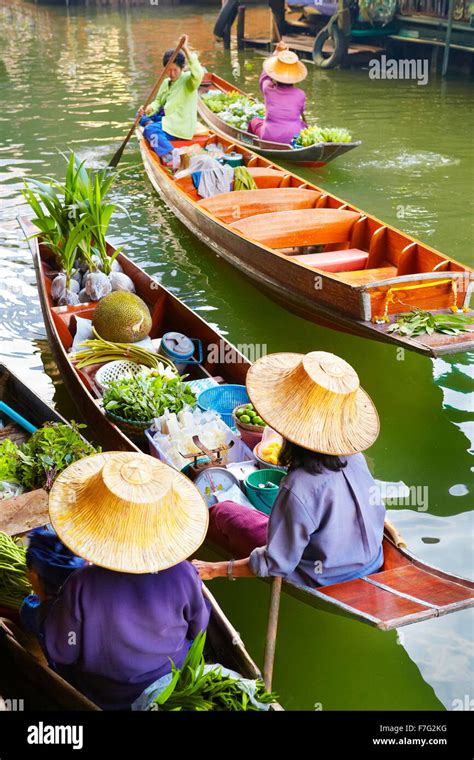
top-left (108, 35), bottom-right (186, 169)
top-left (263, 576), bottom-right (282, 692)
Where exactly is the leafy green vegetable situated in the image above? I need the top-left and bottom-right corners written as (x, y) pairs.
top-left (233, 166), bottom-right (258, 191)
top-left (0, 532), bottom-right (32, 609)
top-left (152, 631), bottom-right (277, 711)
top-left (103, 372), bottom-right (196, 422)
top-left (18, 422), bottom-right (98, 491)
top-left (0, 423), bottom-right (98, 497)
top-left (295, 125), bottom-right (353, 147)
top-left (0, 440), bottom-right (21, 484)
top-left (202, 90), bottom-right (264, 131)
top-left (387, 309), bottom-right (473, 337)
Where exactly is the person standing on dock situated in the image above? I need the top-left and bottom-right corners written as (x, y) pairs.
top-left (138, 34), bottom-right (204, 159)
top-left (248, 41), bottom-right (308, 146)
top-left (194, 351), bottom-right (386, 588)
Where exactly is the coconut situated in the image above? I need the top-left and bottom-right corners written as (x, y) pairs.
top-left (57, 290), bottom-right (80, 307)
top-left (78, 289), bottom-right (90, 303)
top-left (109, 271), bottom-right (136, 293)
top-left (72, 270), bottom-right (83, 285)
top-left (111, 259), bottom-right (123, 273)
top-left (51, 273), bottom-right (67, 303)
top-left (84, 271), bottom-right (112, 302)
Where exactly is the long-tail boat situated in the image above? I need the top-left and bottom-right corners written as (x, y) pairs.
top-left (0, 363), bottom-right (281, 710)
top-left (198, 73), bottom-right (362, 167)
top-left (135, 127), bottom-right (474, 358)
top-left (22, 219), bottom-right (474, 630)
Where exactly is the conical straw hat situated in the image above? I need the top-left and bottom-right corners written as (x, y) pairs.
top-left (263, 50), bottom-right (308, 84)
top-left (246, 351), bottom-right (379, 456)
top-left (48, 452), bottom-right (209, 573)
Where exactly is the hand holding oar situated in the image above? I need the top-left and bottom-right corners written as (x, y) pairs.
top-left (108, 35), bottom-right (187, 169)
top-left (263, 575), bottom-right (282, 692)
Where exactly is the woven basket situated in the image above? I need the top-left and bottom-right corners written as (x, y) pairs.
top-left (197, 384), bottom-right (249, 428)
top-left (105, 409), bottom-right (153, 442)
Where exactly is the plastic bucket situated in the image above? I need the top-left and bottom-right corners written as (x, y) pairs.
top-left (244, 468), bottom-right (286, 514)
top-left (158, 332), bottom-right (203, 373)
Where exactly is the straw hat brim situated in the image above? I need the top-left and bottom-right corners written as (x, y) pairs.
top-left (48, 452), bottom-right (209, 574)
top-left (246, 353), bottom-right (379, 456)
top-left (263, 55), bottom-right (308, 84)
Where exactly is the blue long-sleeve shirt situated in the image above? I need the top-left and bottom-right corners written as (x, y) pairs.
top-left (249, 453), bottom-right (385, 587)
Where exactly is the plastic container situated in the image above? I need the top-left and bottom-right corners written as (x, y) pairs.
top-left (146, 427), bottom-right (254, 473)
top-left (197, 385), bottom-right (249, 429)
top-left (158, 332), bottom-right (203, 374)
top-left (244, 468), bottom-right (287, 514)
top-left (222, 152), bottom-right (243, 168)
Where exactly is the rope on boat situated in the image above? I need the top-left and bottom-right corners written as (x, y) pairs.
top-left (373, 277), bottom-right (469, 323)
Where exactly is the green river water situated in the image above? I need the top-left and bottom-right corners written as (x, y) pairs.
top-left (0, 1), bottom-right (472, 711)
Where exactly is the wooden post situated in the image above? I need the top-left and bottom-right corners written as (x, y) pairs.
top-left (263, 576), bottom-right (283, 692)
top-left (221, 0), bottom-right (232, 50)
top-left (237, 5), bottom-right (246, 50)
top-left (442, 0), bottom-right (455, 76)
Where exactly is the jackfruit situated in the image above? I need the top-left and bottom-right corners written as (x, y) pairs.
top-left (92, 291), bottom-right (152, 343)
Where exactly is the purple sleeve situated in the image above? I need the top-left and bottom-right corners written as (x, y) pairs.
top-left (182, 563), bottom-right (211, 639)
top-left (42, 572), bottom-right (83, 665)
top-left (249, 487), bottom-right (317, 578)
top-left (259, 71), bottom-right (272, 94)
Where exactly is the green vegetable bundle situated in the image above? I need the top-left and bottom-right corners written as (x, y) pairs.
top-left (202, 90), bottom-right (265, 131)
top-left (0, 423), bottom-right (98, 497)
top-left (103, 372), bottom-right (196, 423)
top-left (387, 309), bottom-right (473, 337)
top-left (152, 631), bottom-right (277, 711)
top-left (0, 532), bottom-right (32, 609)
top-left (296, 125), bottom-right (353, 147)
top-left (73, 328), bottom-right (175, 371)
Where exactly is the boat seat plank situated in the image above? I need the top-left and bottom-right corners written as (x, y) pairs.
top-left (229, 208), bottom-right (360, 249)
top-left (247, 167), bottom-right (286, 188)
top-left (197, 188), bottom-right (321, 225)
top-left (318, 577), bottom-right (432, 623)
top-left (369, 566), bottom-right (474, 609)
top-left (333, 266), bottom-right (398, 284)
top-left (293, 248), bottom-right (369, 273)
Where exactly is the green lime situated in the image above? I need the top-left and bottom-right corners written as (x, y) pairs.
top-left (240, 414), bottom-right (251, 424)
top-left (235, 408), bottom-right (245, 417)
top-left (253, 417), bottom-right (265, 426)
top-left (245, 403), bottom-right (253, 410)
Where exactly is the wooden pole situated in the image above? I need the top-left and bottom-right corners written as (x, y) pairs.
top-left (263, 576), bottom-right (282, 692)
top-left (237, 5), bottom-right (246, 50)
top-left (442, 0), bottom-right (455, 76)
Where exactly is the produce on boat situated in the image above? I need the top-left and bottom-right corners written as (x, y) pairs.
top-left (135, 123), bottom-right (474, 357)
top-left (0, 532), bottom-right (31, 609)
top-left (22, 219), bottom-right (474, 630)
top-left (92, 291), bottom-right (152, 343)
top-left (198, 74), bottom-right (361, 166)
top-left (138, 630), bottom-right (277, 711)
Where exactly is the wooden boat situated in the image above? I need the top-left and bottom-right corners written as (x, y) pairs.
top-left (135, 126), bottom-right (474, 358)
top-left (198, 73), bottom-right (362, 167)
top-left (23, 218), bottom-right (474, 630)
top-left (0, 585), bottom-right (279, 710)
top-left (0, 367), bottom-right (282, 711)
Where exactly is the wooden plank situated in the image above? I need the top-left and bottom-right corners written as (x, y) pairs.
top-left (0, 489), bottom-right (49, 536)
top-left (370, 566), bottom-right (474, 608)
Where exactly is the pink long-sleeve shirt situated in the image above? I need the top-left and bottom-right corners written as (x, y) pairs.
top-left (254, 72), bottom-right (307, 145)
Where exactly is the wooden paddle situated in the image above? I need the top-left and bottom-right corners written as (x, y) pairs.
top-left (108, 35), bottom-right (187, 169)
top-left (263, 575), bottom-right (282, 692)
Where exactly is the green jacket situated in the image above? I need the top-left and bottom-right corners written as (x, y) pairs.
top-left (149, 53), bottom-right (204, 140)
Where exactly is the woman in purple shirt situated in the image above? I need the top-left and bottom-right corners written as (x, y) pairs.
top-left (194, 351), bottom-right (385, 588)
top-left (248, 42), bottom-right (308, 145)
top-left (22, 452), bottom-right (210, 710)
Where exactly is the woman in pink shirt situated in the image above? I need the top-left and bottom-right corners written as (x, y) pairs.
top-left (248, 42), bottom-right (308, 146)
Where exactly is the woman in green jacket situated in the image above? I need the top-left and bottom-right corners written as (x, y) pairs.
top-left (138, 35), bottom-right (204, 159)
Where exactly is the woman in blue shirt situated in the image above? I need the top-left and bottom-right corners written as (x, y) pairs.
top-left (194, 351), bottom-right (385, 587)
